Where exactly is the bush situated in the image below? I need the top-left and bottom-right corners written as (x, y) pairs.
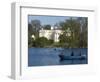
top-left (32, 37), bottom-right (49, 47)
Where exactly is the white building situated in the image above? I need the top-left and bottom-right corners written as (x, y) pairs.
top-left (39, 26), bottom-right (71, 42)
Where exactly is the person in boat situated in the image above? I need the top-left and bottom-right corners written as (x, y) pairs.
top-left (59, 52), bottom-right (64, 61)
top-left (54, 48), bottom-right (56, 51)
top-left (71, 51), bottom-right (74, 56)
top-left (59, 51), bottom-right (74, 61)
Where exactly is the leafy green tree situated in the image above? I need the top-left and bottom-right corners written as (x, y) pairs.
top-left (48, 39), bottom-right (54, 45)
top-left (33, 37), bottom-right (49, 47)
top-left (77, 17), bottom-right (88, 48)
top-left (59, 17), bottom-right (81, 48)
top-left (43, 25), bottom-right (51, 30)
top-left (28, 23), bottom-right (34, 47)
top-left (31, 20), bottom-right (41, 38)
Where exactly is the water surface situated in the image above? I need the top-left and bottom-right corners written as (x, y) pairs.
top-left (28, 48), bottom-right (88, 66)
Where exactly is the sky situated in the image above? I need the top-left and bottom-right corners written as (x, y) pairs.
top-left (28, 15), bottom-right (72, 26)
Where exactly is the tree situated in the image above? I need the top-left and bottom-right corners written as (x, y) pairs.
top-left (28, 20), bottom-right (41, 47)
top-left (33, 37), bottom-right (49, 47)
top-left (43, 25), bottom-right (51, 30)
top-left (28, 23), bottom-right (34, 47)
top-left (28, 23), bottom-right (33, 35)
top-left (31, 20), bottom-right (41, 38)
top-left (59, 17), bottom-right (81, 48)
top-left (77, 17), bottom-right (88, 48)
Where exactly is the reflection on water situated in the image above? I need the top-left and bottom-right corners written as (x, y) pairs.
top-left (28, 48), bottom-right (88, 66)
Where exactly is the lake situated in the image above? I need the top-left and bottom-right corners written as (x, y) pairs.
top-left (28, 48), bottom-right (88, 66)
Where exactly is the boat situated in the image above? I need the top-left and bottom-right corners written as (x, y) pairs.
top-left (59, 52), bottom-right (87, 61)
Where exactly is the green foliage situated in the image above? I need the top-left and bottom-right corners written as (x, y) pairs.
top-left (28, 20), bottom-right (41, 47)
top-left (48, 39), bottom-right (54, 45)
top-left (43, 25), bottom-right (51, 30)
top-left (33, 37), bottom-right (47, 47)
top-left (32, 37), bottom-right (54, 47)
top-left (31, 20), bottom-right (41, 38)
top-left (59, 17), bottom-right (87, 48)
top-left (28, 24), bottom-right (34, 47)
